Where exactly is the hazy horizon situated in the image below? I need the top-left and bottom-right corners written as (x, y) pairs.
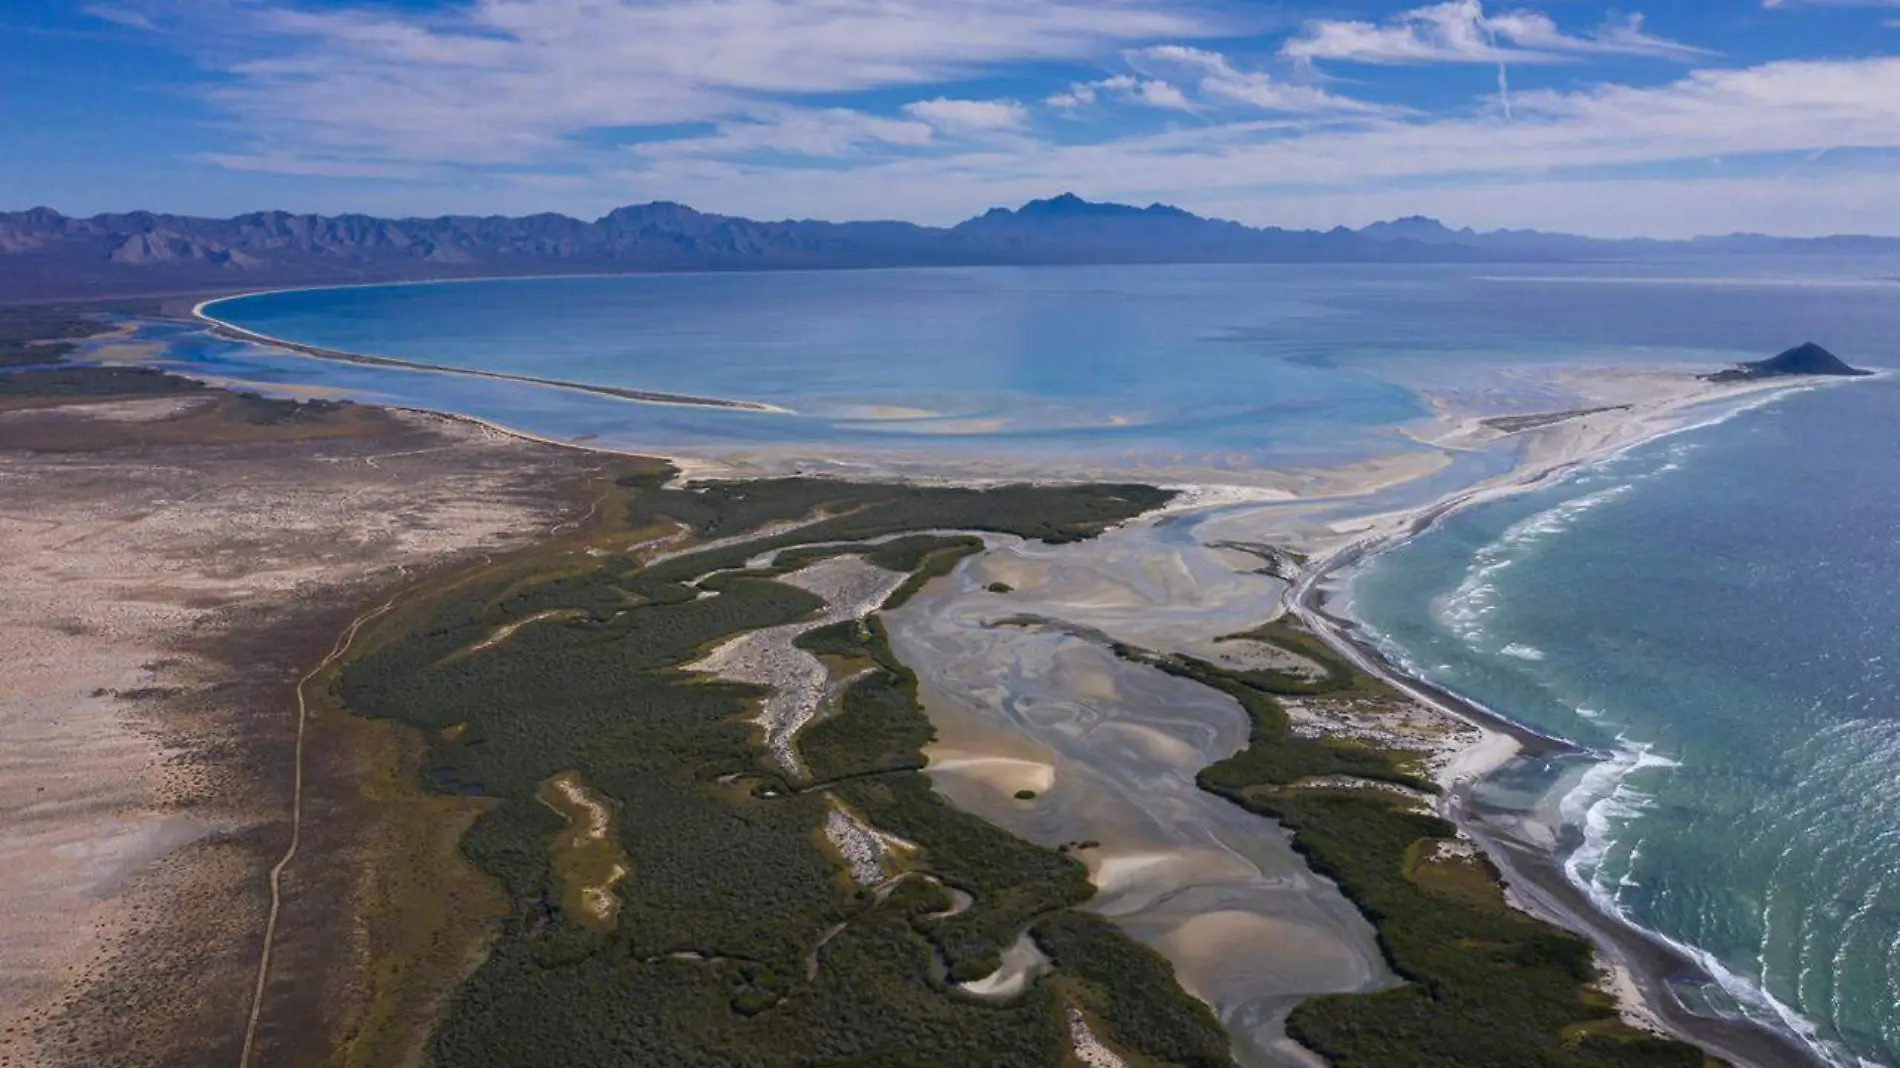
top-left (13, 193), bottom-right (1900, 244)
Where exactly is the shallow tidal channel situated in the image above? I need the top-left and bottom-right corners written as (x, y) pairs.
top-left (883, 514), bottom-right (1394, 1068)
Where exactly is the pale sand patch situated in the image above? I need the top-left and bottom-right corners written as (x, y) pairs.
top-left (686, 555), bottom-right (906, 775)
top-left (926, 753), bottom-right (1056, 796)
top-left (1599, 957), bottom-right (1669, 1036)
top-left (1068, 1009), bottom-right (1131, 1068)
top-left (538, 772), bottom-right (630, 928)
top-left (954, 931), bottom-right (1051, 1001)
top-left (874, 416), bottom-right (1010, 435)
top-left (922, 688), bottom-right (1061, 797)
top-left (1089, 721), bottom-right (1205, 768)
top-left (1083, 849), bottom-right (1260, 904)
top-left (544, 773), bottom-right (614, 844)
top-left (834, 405), bottom-right (942, 421)
top-left (0, 395), bottom-right (215, 424)
top-left (465, 608), bottom-right (581, 654)
top-left (976, 555), bottom-right (1048, 593)
top-left (1438, 728), bottom-right (1523, 789)
top-left (822, 801), bottom-right (918, 886)
top-left (1156, 911), bottom-right (1369, 1004)
top-left (661, 455), bottom-right (743, 486)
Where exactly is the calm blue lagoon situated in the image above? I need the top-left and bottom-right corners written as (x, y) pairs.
top-left (185, 261), bottom-right (1900, 479)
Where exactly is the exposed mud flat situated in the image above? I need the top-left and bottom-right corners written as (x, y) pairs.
top-left (885, 524), bottom-right (1395, 1068)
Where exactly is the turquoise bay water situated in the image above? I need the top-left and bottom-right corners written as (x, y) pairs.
top-left (178, 261), bottom-right (1900, 1064)
top-left (1348, 378), bottom-right (1900, 1067)
top-left (189, 261), bottom-right (1900, 477)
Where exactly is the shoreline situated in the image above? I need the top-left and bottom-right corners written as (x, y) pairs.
top-left (34, 313), bottom-right (1870, 1065)
top-left (1282, 378), bottom-right (1864, 1068)
top-left (190, 295), bottom-right (796, 415)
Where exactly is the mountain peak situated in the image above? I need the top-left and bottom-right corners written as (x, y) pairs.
top-left (1016, 193), bottom-right (1135, 218)
top-left (1358, 215), bottom-right (1466, 243)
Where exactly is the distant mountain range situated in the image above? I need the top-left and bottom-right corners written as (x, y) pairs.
top-left (4, 193), bottom-right (1898, 301)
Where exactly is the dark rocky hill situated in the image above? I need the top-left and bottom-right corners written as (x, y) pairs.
top-left (1704, 342), bottom-right (1874, 382)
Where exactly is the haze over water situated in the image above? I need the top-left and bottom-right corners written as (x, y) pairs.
top-left (190, 259), bottom-right (1900, 1065)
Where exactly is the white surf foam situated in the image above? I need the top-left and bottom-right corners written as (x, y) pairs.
top-left (1556, 735), bottom-right (1876, 1068)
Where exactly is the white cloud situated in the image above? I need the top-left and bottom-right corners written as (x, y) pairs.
top-left (1128, 45), bottom-right (1392, 113)
top-left (90, 0), bottom-right (1900, 236)
top-left (1762, 0), bottom-right (1900, 8)
top-left (1048, 74), bottom-right (1195, 111)
top-left (609, 55), bottom-right (1900, 235)
top-left (1282, 0), bottom-right (1709, 65)
top-left (634, 108), bottom-right (937, 159)
top-left (902, 98), bottom-right (1029, 129)
top-left (153, 0), bottom-right (1215, 171)
top-left (83, 4), bottom-right (158, 30)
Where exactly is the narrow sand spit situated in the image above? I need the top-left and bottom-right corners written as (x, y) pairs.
top-left (686, 555), bottom-right (906, 776)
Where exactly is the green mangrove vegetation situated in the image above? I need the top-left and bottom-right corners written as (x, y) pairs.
top-left (1127, 618), bottom-right (1720, 1068)
top-left (331, 467), bottom-right (1228, 1068)
top-left (0, 303), bottom-right (107, 366)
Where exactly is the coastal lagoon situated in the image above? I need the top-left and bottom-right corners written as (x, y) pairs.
top-left (160, 259), bottom-right (1900, 1066)
top-left (190, 260), bottom-right (1900, 481)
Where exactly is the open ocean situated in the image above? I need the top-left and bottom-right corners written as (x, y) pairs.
top-left (188, 260), bottom-right (1900, 1065)
top-left (1347, 376), bottom-right (1900, 1067)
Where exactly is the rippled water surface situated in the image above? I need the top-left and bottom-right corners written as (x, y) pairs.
top-left (1348, 377), bottom-right (1900, 1067)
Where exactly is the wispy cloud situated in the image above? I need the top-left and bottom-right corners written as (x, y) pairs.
top-left (632, 108), bottom-right (937, 160)
top-left (1282, 0), bottom-right (1709, 65)
top-left (82, 4), bottom-right (158, 31)
top-left (67, 0), bottom-right (1900, 236)
top-left (609, 55), bottom-right (1900, 231)
top-left (902, 98), bottom-right (1030, 130)
top-left (1127, 45), bottom-right (1394, 113)
top-left (1048, 74), bottom-right (1195, 111)
top-left (149, 0), bottom-right (1216, 173)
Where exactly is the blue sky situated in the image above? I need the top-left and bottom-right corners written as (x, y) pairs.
top-left (4, 0), bottom-right (1900, 235)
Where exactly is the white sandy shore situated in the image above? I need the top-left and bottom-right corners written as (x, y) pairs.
top-left (1279, 370), bottom-right (1862, 777)
top-left (190, 297), bottom-right (798, 415)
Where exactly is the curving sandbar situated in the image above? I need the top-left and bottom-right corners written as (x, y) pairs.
top-left (193, 295), bottom-right (795, 414)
